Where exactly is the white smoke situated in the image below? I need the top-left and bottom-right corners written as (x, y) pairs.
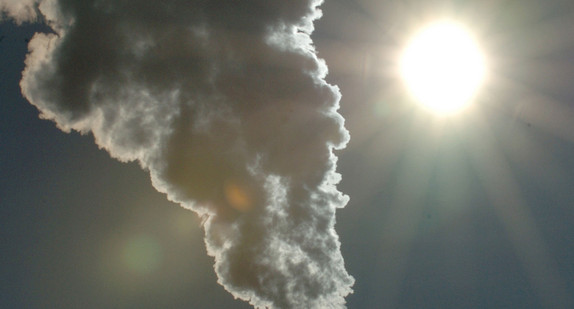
top-left (0, 0), bottom-right (38, 24)
top-left (2, 0), bottom-right (354, 307)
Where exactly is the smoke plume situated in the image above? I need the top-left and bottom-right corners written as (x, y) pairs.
top-left (2, 0), bottom-right (354, 307)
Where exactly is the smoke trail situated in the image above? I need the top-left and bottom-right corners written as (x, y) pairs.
top-left (2, 0), bottom-right (354, 307)
top-left (0, 0), bottom-right (38, 24)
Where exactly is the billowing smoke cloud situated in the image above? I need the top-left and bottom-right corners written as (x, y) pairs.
top-left (2, 0), bottom-right (354, 307)
top-left (0, 0), bottom-right (38, 24)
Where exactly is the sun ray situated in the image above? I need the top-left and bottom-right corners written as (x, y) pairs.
top-left (465, 110), bottom-right (572, 308)
top-left (370, 112), bottom-right (443, 307)
top-left (316, 1), bottom-right (574, 307)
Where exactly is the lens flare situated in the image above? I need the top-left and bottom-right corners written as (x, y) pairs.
top-left (224, 181), bottom-right (254, 212)
top-left (122, 235), bottom-right (162, 275)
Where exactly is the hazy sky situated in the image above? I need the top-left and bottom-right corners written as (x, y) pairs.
top-left (2, 0), bottom-right (574, 308)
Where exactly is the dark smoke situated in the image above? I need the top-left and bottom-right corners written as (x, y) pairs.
top-left (2, 0), bottom-right (354, 307)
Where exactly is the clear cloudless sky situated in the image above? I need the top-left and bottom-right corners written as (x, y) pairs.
top-left (2, 0), bottom-right (574, 308)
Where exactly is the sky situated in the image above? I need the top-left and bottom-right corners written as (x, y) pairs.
top-left (2, 0), bottom-right (574, 308)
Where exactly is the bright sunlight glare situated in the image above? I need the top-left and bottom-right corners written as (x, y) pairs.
top-left (400, 21), bottom-right (486, 115)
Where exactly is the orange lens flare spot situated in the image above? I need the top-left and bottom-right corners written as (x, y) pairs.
top-left (224, 181), bottom-right (254, 212)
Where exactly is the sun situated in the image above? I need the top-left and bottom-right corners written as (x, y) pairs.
top-left (400, 21), bottom-right (486, 115)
